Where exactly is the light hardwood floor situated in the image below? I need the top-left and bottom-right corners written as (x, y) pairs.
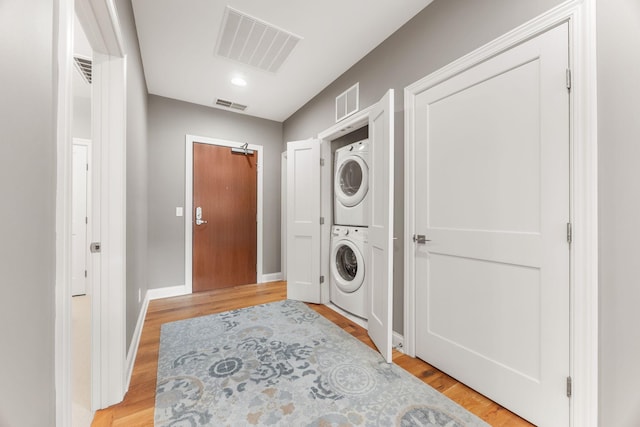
top-left (92, 281), bottom-right (533, 426)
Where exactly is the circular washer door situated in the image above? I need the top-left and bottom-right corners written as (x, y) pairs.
top-left (335, 156), bottom-right (369, 207)
top-left (331, 239), bottom-right (365, 293)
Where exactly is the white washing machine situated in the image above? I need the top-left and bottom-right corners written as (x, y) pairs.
top-left (330, 225), bottom-right (368, 319)
top-left (334, 139), bottom-right (369, 227)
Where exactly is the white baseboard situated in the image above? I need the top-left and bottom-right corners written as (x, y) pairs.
top-left (393, 332), bottom-right (405, 353)
top-left (124, 293), bottom-right (150, 391)
top-left (124, 284), bottom-right (188, 391)
top-left (147, 284), bottom-right (189, 300)
top-left (261, 272), bottom-right (283, 283)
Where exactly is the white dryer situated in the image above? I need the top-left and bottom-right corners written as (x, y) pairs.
top-left (334, 139), bottom-right (369, 227)
top-left (330, 225), bottom-right (368, 319)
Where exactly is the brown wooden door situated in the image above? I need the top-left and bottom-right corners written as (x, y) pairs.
top-left (193, 143), bottom-right (257, 291)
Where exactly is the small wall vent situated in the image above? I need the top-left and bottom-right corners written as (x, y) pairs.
top-left (336, 83), bottom-right (359, 122)
top-left (215, 6), bottom-right (302, 73)
top-left (73, 55), bottom-right (92, 84)
top-left (215, 98), bottom-right (248, 111)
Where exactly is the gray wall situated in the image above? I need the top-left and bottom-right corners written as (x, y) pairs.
top-left (148, 95), bottom-right (283, 288)
top-left (283, 0), bottom-right (564, 334)
top-left (597, 0), bottom-right (640, 425)
top-left (115, 0), bottom-right (150, 351)
top-left (0, 0), bottom-right (56, 425)
top-left (73, 96), bottom-right (91, 139)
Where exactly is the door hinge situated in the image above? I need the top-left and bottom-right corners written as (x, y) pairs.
top-left (566, 69), bottom-right (572, 91)
top-left (84, 270), bottom-right (87, 278)
top-left (567, 222), bottom-right (572, 244)
top-left (320, 217), bottom-right (325, 225)
top-left (86, 163), bottom-right (89, 171)
top-left (320, 275), bottom-right (325, 284)
top-left (85, 216), bottom-right (88, 224)
top-left (566, 376), bottom-right (572, 398)
top-left (320, 158), bottom-right (325, 166)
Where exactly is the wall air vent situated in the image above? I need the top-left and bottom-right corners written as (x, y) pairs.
top-left (215, 98), bottom-right (248, 111)
top-left (215, 6), bottom-right (302, 73)
top-left (73, 55), bottom-right (92, 84)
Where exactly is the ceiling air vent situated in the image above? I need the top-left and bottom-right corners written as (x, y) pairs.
top-left (73, 55), bottom-right (92, 84)
top-left (215, 6), bottom-right (302, 73)
top-left (215, 98), bottom-right (248, 111)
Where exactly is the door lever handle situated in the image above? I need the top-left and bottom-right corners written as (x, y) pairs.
top-left (413, 234), bottom-right (431, 244)
top-left (196, 219), bottom-right (208, 226)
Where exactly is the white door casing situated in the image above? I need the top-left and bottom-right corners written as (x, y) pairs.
top-left (411, 24), bottom-right (569, 426)
top-left (286, 139), bottom-right (322, 303)
top-left (367, 89), bottom-right (394, 363)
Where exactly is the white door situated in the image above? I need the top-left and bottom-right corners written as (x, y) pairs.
top-left (413, 25), bottom-right (569, 426)
top-left (286, 139), bottom-right (321, 303)
top-left (367, 89), bottom-right (394, 363)
top-left (72, 143), bottom-right (89, 296)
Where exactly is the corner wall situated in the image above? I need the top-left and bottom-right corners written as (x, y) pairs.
top-left (597, 0), bottom-right (640, 424)
top-left (283, 0), bottom-right (564, 334)
top-left (147, 95), bottom-right (284, 289)
top-left (115, 0), bottom-right (150, 351)
top-left (0, 0), bottom-right (56, 424)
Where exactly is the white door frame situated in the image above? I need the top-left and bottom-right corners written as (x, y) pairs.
top-left (185, 134), bottom-right (264, 291)
top-left (403, 1), bottom-right (597, 426)
top-left (55, 0), bottom-right (126, 425)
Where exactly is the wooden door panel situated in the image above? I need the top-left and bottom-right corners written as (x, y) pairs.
top-left (193, 143), bottom-right (257, 291)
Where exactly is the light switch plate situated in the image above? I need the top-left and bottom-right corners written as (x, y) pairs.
top-left (176, 207), bottom-right (183, 217)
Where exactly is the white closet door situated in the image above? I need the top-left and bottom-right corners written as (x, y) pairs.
top-left (367, 89), bottom-right (394, 363)
top-left (72, 144), bottom-right (89, 296)
top-left (413, 24), bottom-right (570, 426)
top-left (286, 139), bottom-right (321, 303)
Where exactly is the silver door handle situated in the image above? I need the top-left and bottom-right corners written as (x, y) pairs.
top-left (413, 234), bottom-right (431, 244)
top-left (195, 206), bottom-right (207, 226)
top-left (195, 219), bottom-right (208, 226)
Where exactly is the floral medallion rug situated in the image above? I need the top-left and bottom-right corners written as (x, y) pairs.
top-left (155, 300), bottom-right (489, 426)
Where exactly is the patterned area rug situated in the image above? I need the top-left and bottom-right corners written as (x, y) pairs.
top-left (155, 300), bottom-right (489, 426)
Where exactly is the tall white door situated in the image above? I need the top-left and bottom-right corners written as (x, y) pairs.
top-left (72, 143), bottom-right (89, 296)
top-left (286, 139), bottom-right (321, 303)
top-left (367, 89), bottom-right (394, 363)
top-left (413, 25), bottom-right (570, 426)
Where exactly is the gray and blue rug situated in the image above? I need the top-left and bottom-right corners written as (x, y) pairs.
top-left (155, 300), bottom-right (489, 426)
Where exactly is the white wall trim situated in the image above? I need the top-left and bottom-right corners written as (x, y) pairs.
top-left (147, 285), bottom-right (190, 300)
top-left (54, 1), bottom-right (74, 425)
top-left (184, 135), bottom-right (264, 293)
top-left (392, 332), bottom-right (404, 352)
top-left (125, 284), bottom-right (189, 390)
top-left (403, 1), bottom-right (597, 426)
top-left (261, 272), bottom-right (283, 283)
top-left (125, 292), bottom-right (149, 391)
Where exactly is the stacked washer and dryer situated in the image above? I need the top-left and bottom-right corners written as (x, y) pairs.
top-left (330, 139), bottom-right (370, 320)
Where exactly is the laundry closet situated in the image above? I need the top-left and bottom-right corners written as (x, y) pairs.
top-left (283, 89), bottom-right (395, 362)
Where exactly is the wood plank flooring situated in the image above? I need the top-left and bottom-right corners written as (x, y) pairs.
top-left (91, 281), bottom-right (533, 426)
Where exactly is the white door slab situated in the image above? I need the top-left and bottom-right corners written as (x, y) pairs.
top-left (367, 89), bottom-right (394, 363)
top-left (286, 139), bottom-right (321, 303)
top-left (72, 144), bottom-right (89, 296)
top-left (413, 24), bottom-right (570, 426)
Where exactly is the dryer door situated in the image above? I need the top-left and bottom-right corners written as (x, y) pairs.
top-left (331, 240), bottom-right (365, 293)
top-left (335, 156), bottom-right (369, 207)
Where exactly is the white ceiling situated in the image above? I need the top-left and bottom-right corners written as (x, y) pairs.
top-left (131, 0), bottom-right (432, 122)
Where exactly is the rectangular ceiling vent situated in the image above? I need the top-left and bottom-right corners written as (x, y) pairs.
top-left (215, 6), bottom-right (302, 73)
top-left (215, 98), bottom-right (248, 111)
top-left (73, 55), bottom-right (92, 84)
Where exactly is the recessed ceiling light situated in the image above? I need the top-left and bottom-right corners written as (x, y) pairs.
top-left (231, 76), bottom-right (247, 87)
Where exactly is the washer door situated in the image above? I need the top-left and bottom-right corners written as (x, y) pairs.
top-left (335, 156), bottom-right (369, 207)
top-left (331, 239), bottom-right (365, 293)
